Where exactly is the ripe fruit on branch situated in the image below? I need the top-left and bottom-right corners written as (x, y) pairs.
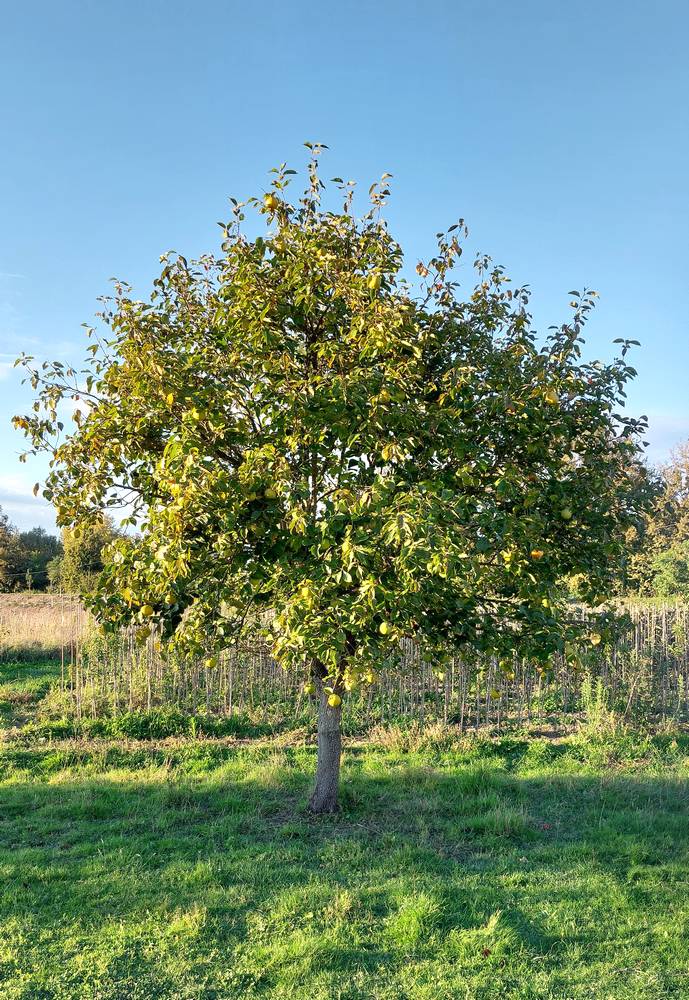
top-left (328, 693), bottom-right (342, 708)
top-left (263, 193), bottom-right (279, 212)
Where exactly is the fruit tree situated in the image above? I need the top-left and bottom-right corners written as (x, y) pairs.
top-left (14, 146), bottom-right (651, 811)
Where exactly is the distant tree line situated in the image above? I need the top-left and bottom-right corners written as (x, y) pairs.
top-left (0, 508), bottom-right (118, 593)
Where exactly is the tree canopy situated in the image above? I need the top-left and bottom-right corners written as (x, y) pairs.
top-left (0, 507), bottom-right (61, 592)
top-left (624, 441), bottom-right (689, 594)
top-left (49, 516), bottom-right (120, 594)
top-left (14, 147), bottom-right (653, 808)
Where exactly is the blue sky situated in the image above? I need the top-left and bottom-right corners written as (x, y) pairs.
top-left (1, 0), bottom-right (688, 532)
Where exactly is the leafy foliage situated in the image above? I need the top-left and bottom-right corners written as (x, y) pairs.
top-left (649, 541), bottom-right (689, 598)
top-left (14, 147), bottom-right (651, 693)
top-left (0, 509), bottom-right (18, 591)
top-left (0, 507), bottom-right (60, 592)
top-left (625, 441), bottom-right (689, 594)
top-left (49, 515), bottom-right (120, 594)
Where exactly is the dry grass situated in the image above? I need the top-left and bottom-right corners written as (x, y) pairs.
top-left (0, 592), bottom-right (85, 660)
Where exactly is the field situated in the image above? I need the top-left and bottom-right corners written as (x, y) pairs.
top-left (2, 644), bottom-right (689, 998)
top-left (0, 593), bottom-right (83, 662)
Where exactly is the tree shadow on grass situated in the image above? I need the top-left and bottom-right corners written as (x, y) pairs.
top-left (0, 756), bottom-right (688, 998)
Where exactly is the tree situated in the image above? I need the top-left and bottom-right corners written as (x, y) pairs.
top-left (49, 517), bottom-right (119, 593)
top-left (15, 527), bottom-right (61, 590)
top-left (0, 508), bottom-right (60, 592)
top-left (14, 147), bottom-right (651, 811)
top-left (0, 508), bottom-right (19, 591)
top-left (649, 541), bottom-right (689, 598)
top-left (631, 441), bottom-right (689, 594)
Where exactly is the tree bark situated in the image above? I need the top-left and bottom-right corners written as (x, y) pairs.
top-left (308, 668), bottom-right (342, 814)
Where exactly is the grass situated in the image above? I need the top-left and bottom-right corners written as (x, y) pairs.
top-left (1, 661), bottom-right (689, 998)
top-left (0, 658), bottom-right (62, 727)
top-left (0, 593), bottom-right (83, 661)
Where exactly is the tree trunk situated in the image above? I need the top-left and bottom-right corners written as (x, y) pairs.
top-left (308, 670), bottom-right (342, 814)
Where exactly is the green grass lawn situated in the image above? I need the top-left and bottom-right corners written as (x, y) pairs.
top-left (1, 662), bottom-right (689, 999)
top-left (0, 658), bottom-right (62, 728)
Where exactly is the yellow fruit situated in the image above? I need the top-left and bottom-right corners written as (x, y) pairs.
top-left (140, 604), bottom-right (155, 618)
top-left (544, 388), bottom-right (560, 405)
top-left (328, 694), bottom-right (342, 708)
top-left (530, 549), bottom-right (545, 560)
top-left (560, 508), bottom-right (573, 521)
top-left (263, 193), bottom-right (279, 212)
top-left (590, 633), bottom-right (602, 646)
top-left (264, 487), bottom-right (278, 499)
top-left (367, 273), bottom-right (382, 291)
top-left (304, 681), bottom-right (315, 695)
top-left (205, 656), bottom-right (218, 669)
top-left (165, 392), bottom-right (174, 406)
top-left (379, 621), bottom-right (391, 635)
